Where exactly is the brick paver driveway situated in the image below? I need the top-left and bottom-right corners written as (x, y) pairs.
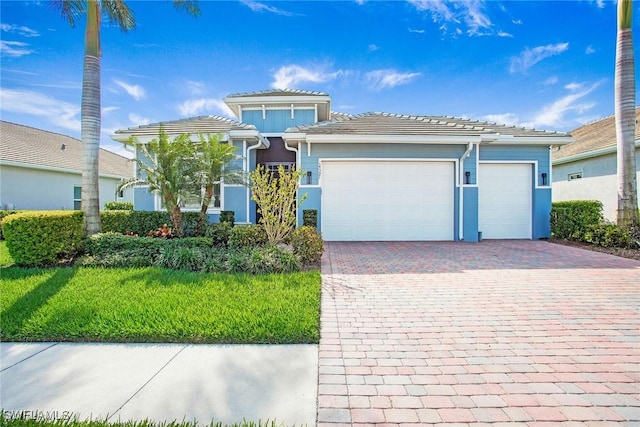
top-left (317, 240), bottom-right (640, 426)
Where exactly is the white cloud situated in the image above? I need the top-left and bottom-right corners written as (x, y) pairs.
top-left (586, 45), bottom-right (596, 55)
top-left (497, 31), bottom-right (513, 38)
top-left (0, 88), bottom-right (80, 131)
top-left (177, 98), bottom-right (235, 118)
top-left (128, 113), bottom-right (152, 126)
top-left (271, 64), bottom-right (341, 89)
top-left (184, 80), bottom-right (207, 96)
top-left (0, 40), bottom-right (33, 57)
top-left (368, 44), bottom-right (379, 52)
top-left (355, 0), bottom-right (366, 4)
top-left (113, 79), bottom-right (146, 101)
top-left (408, 0), bottom-right (496, 36)
top-left (543, 76), bottom-right (559, 85)
top-left (239, 0), bottom-right (296, 16)
top-left (102, 106), bottom-right (119, 114)
top-left (483, 113), bottom-right (520, 127)
top-left (365, 69), bottom-right (421, 90)
top-left (509, 42), bottom-right (569, 74)
top-left (524, 80), bottom-right (603, 128)
top-left (0, 23), bottom-right (40, 37)
top-left (409, 28), bottom-right (425, 34)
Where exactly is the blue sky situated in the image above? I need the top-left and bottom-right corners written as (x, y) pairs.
top-left (1, 0), bottom-right (637, 157)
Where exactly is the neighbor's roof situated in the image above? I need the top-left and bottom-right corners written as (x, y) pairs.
top-left (553, 108), bottom-right (640, 161)
top-left (287, 112), bottom-right (568, 138)
top-left (0, 121), bottom-right (132, 178)
top-left (112, 115), bottom-right (256, 141)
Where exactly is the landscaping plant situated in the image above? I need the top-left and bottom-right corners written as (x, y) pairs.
top-left (250, 165), bottom-right (307, 244)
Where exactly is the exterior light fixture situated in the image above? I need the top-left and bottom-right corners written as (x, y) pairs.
top-left (542, 172), bottom-right (548, 186)
top-left (464, 171), bottom-right (471, 184)
top-left (306, 171), bottom-right (312, 185)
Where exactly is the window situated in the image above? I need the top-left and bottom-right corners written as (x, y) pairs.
top-left (568, 172), bottom-right (583, 181)
top-left (159, 182), bottom-right (221, 210)
top-left (73, 186), bottom-right (82, 210)
top-left (265, 162), bottom-right (292, 174)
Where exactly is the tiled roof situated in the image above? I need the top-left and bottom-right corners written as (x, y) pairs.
top-left (226, 88), bottom-right (329, 98)
top-left (112, 115), bottom-right (255, 140)
top-left (1, 121), bottom-right (132, 177)
top-left (553, 108), bottom-right (640, 160)
top-left (330, 111), bottom-right (355, 120)
top-left (288, 112), bottom-right (566, 137)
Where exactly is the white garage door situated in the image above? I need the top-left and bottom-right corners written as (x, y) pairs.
top-left (321, 161), bottom-right (454, 241)
top-left (479, 163), bottom-right (532, 239)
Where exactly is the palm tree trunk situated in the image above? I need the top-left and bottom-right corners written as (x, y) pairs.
top-left (81, 1), bottom-right (102, 235)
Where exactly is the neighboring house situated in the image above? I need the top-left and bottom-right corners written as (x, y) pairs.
top-left (0, 121), bottom-right (133, 211)
top-left (552, 109), bottom-right (640, 221)
top-left (113, 89), bottom-right (572, 242)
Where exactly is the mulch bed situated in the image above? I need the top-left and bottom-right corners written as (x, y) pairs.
top-left (550, 238), bottom-right (640, 261)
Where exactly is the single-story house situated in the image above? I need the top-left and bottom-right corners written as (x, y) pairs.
top-left (112, 89), bottom-right (573, 242)
top-left (552, 109), bottom-right (640, 221)
top-left (0, 121), bottom-right (133, 211)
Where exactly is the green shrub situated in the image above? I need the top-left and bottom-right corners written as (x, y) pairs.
top-left (0, 210), bottom-right (21, 240)
top-left (550, 200), bottom-right (603, 240)
top-left (303, 209), bottom-right (318, 228)
top-left (220, 210), bottom-right (235, 226)
top-left (157, 245), bottom-right (207, 271)
top-left (584, 222), bottom-right (632, 248)
top-left (100, 210), bottom-right (203, 237)
top-left (206, 221), bottom-right (233, 247)
top-left (2, 211), bottom-right (84, 266)
top-left (104, 201), bottom-right (133, 210)
top-left (83, 233), bottom-right (164, 267)
top-left (291, 226), bottom-right (324, 265)
top-left (229, 224), bottom-right (268, 249)
top-left (248, 245), bottom-right (301, 274)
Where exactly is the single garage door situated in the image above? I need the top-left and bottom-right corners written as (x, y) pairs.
top-left (321, 160), bottom-right (454, 241)
top-left (479, 163), bottom-right (532, 239)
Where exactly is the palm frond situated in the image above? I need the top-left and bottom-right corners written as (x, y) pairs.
top-left (50, 0), bottom-right (86, 27)
top-left (102, 0), bottom-right (136, 32)
top-left (172, 0), bottom-right (201, 17)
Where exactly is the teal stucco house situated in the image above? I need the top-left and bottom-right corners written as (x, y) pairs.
top-left (112, 89), bottom-right (572, 242)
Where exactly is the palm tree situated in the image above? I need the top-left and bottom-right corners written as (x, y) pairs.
top-left (120, 130), bottom-right (200, 237)
top-left (52, 0), bottom-right (200, 236)
top-left (194, 133), bottom-right (243, 235)
top-left (615, 0), bottom-right (639, 227)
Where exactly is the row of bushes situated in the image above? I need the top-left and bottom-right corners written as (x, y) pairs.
top-left (82, 234), bottom-right (303, 274)
top-left (550, 200), bottom-right (638, 248)
top-left (1, 210), bottom-right (324, 269)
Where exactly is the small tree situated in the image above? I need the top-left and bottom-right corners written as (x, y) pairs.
top-left (250, 165), bottom-right (306, 244)
top-left (194, 133), bottom-right (243, 235)
top-left (120, 129), bottom-right (198, 237)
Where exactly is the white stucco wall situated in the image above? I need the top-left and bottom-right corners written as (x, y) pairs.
top-left (553, 149), bottom-right (640, 221)
top-left (0, 164), bottom-right (133, 210)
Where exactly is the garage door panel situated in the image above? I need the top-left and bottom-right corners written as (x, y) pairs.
top-left (322, 161), bottom-right (454, 241)
top-left (479, 163), bottom-right (532, 239)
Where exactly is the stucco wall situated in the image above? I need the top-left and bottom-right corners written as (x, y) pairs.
top-left (553, 149), bottom-right (640, 221)
top-left (0, 165), bottom-right (132, 210)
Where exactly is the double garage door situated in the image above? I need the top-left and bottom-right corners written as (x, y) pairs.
top-left (321, 160), bottom-right (532, 241)
top-left (321, 161), bottom-right (454, 241)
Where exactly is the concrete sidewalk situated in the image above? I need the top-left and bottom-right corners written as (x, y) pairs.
top-left (1, 342), bottom-right (317, 425)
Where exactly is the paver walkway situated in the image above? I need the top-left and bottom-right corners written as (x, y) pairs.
top-left (317, 240), bottom-right (640, 426)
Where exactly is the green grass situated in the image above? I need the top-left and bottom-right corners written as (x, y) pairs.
top-left (1, 240), bottom-right (14, 266)
top-left (1, 414), bottom-right (300, 427)
top-left (0, 265), bottom-right (320, 344)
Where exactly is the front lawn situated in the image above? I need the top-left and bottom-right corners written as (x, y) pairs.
top-left (0, 266), bottom-right (320, 344)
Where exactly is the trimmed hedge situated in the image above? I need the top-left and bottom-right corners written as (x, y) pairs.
top-left (0, 210), bottom-right (20, 240)
top-left (2, 211), bottom-right (84, 266)
top-left (229, 224), bottom-right (268, 249)
top-left (100, 210), bottom-right (203, 237)
top-left (104, 201), bottom-right (133, 210)
top-left (292, 226), bottom-right (324, 265)
top-left (550, 200), bottom-right (603, 240)
top-left (303, 209), bottom-right (318, 228)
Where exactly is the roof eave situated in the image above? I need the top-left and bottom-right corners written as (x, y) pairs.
top-left (486, 135), bottom-right (574, 146)
top-left (286, 134), bottom-right (486, 144)
top-left (553, 139), bottom-right (640, 165)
